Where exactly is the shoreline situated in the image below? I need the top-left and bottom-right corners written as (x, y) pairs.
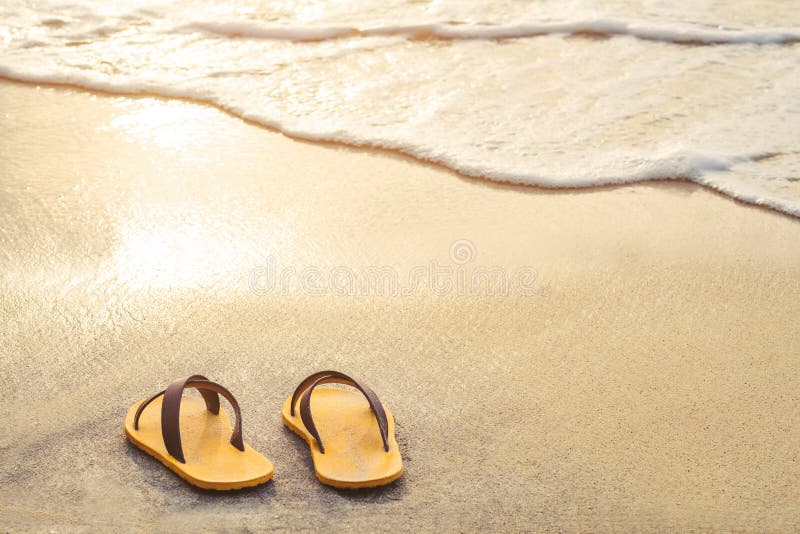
top-left (1, 74), bottom-right (796, 221)
top-left (1, 80), bottom-right (799, 531)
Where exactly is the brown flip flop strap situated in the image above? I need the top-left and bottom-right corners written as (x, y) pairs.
top-left (289, 370), bottom-right (344, 417)
top-left (134, 375), bottom-right (245, 464)
top-left (134, 374), bottom-right (219, 429)
top-left (296, 371), bottom-right (390, 454)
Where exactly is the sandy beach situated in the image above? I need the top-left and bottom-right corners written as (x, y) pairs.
top-left (1, 79), bottom-right (799, 531)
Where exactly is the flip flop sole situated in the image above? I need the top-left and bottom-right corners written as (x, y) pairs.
top-left (125, 396), bottom-right (274, 490)
top-left (281, 388), bottom-right (403, 489)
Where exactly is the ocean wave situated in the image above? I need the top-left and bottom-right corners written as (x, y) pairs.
top-left (1, 64), bottom-right (798, 218)
top-left (2, 1), bottom-right (799, 218)
top-left (181, 19), bottom-right (800, 46)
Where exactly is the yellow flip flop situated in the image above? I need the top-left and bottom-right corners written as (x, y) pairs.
top-left (281, 371), bottom-right (403, 489)
top-left (124, 375), bottom-right (274, 490)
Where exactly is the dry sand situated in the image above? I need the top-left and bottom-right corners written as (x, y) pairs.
top-left (1, 80), bottom-right (799, 531)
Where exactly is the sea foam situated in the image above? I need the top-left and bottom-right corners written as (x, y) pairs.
top-left (183, 19), bottom-right (800, 45)
top-left (1, 0), bottom-right (799, 216)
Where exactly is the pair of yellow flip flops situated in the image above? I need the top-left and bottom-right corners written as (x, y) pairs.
top-left (124, 371), bottom-right (402, 490)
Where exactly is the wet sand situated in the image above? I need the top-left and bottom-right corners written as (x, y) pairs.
top-left (1, 80), bottom-right (799, 531)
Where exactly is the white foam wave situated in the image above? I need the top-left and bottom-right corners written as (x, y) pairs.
top-left (1, 62), bottom-right (798, 218)
top-left (182, 19), bottom-right (800, 45)
top-left (2, 0), bottom-right (799, 218)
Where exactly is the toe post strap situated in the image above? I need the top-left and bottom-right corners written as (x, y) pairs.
top-left (291, 371), bottom-right (390, 454)
top-left (134, 375), bottom-right (244, 463)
